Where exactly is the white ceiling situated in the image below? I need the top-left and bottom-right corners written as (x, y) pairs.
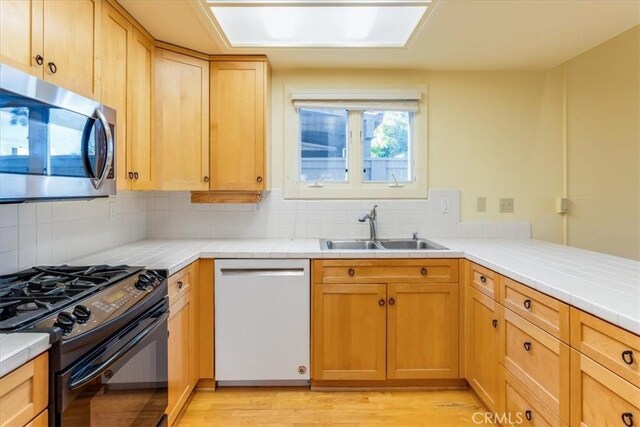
top-left (117, 0), bottom-right (640, 70)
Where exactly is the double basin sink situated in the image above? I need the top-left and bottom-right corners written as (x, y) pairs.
top-left (320, 239), bottom-right (448, 251)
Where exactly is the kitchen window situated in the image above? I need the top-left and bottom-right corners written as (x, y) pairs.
top-left (284, 87), bottom-right (427, 199)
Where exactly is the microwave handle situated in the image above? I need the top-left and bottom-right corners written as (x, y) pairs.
top-left (68, 309), bottom-right (168, 391)
top-left (91, 109), bottom-right (114, 190)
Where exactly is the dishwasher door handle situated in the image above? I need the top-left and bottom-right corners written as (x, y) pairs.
top-left (219, 268), bottom-right (306, 277)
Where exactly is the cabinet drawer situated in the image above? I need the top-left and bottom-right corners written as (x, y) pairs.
top-left (314, 259), bottom-right (459, 284)
top-left (571, 349), bottom-right (640, 427)
top-left (501, 277), bottom-right (569, 343)
top-left (570, 308), bottom-right (640, 388)
top-left (503, 368), bottom-right (565, 427)
top-left (467, 262), bottom-right (498, 299)
top-left (25, 410), bottom-right (48, 427)
top-left (502, 308), bottom-right (570, 424)
top-left (0, 352), bottom-right (48, 427)
top-left (168, 263), bottom-right (194, 305)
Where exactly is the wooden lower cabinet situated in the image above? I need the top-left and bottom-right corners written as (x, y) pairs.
top-left (503, 368), bottom-right (565, 427)
top-left (0, 352), bottom-right (48, 427)
top-left (466, 287), bottom-right (502, 412)
top-left (387, 283), bottom-right (459, 379)
top-left (571, 349), bottom-right (640, 427)
top-left (312, 283), bottom-right (387, 381)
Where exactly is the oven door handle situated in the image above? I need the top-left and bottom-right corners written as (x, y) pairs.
top-left (68, 310), bottom-right (168, 391)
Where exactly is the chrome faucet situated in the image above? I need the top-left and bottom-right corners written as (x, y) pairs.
top-left (358, 205), bottom-right (378, 241)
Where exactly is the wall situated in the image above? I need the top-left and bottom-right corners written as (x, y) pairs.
top-left (270, 69), bottom-right (565, 243)
top-left (0, 192), bottom-right (149, 275)
top-left (563, 26), bottom-right (640, 259)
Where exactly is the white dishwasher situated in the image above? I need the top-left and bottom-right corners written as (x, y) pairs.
top-left (215, 259), bottom-right (310, 385)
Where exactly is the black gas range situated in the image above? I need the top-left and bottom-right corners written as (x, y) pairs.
top-left (0, 264), bottom-right (169, 427)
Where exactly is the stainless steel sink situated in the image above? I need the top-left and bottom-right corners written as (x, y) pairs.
top-left (320, 239), bottom-right (448, 251)
top-left (320, 239), bottom-right (383, 250)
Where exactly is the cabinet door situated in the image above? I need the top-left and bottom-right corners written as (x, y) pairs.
top-left (387, 283), bottom-right (459, 379)
top-left (466, 287), bottom-right (502, 412)
top-left (0, 0), bottom-right (43, 77)
top-left (155, 49), bottom-right (209, 191)
top-left (167, 290), bottom-right (194, 426)
top-left (128, 30), bottom-right (154, 190)
top-left (312, 283), bottom-right (387, 381)
top-left (210, 61), bottom-right (266, 191)
top-left (571, 349), bottom-right (640, 427)
top-left (101, 3), bottom-right (131, 191)
top-left (43, 0), bottom-right (100, 100)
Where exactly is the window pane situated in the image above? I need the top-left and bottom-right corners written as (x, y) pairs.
top-left (362, 110), bottom-right (411, 182)
top-left (299, 108), bottom-right (348, 182)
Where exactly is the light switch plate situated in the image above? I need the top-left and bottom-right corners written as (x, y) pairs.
top-left (440, 197), bottom-right (451, 213)
top-left (477, 197), bottom-right (486, 213)
top-left (499, 198), bottom-right (514, 213)
top-left (109, 202), bottom-right (116, 221)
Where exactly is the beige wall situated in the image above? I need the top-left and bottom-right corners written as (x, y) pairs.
top-left (270, 69), bottom-right (564, 243)
top-left (563, 26), bottom-right (640, 259)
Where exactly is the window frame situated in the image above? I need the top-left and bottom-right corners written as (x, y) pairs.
top-left (283, 85), bottom-right (428, 199)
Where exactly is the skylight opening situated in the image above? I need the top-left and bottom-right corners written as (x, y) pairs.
top-left (206, 1), bottom-right (430, 48)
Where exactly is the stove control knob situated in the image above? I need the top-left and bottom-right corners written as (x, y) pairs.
top-left (54, 311), bottom-right (77, 333)
top-left (73, 305), bottom-right (91, 323)
top-left (135, 274), bottom-right (152, 290)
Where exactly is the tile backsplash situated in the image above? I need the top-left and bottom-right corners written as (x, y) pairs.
top-left (0, 192), bottom-right (149, 274)
top-left (147, 189), bottom-right (531, 241)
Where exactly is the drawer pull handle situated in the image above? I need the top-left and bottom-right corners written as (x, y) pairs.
top-left (378, 299), bottom-right (385, 307)
top-left (622, 413), bottom-right (634, 427)
top-left (421, 267), bottom-right (428, 275)
top-left (523, 342), bottom-right (532, 352)
top-left (177, 281), bottom-right (183, 290)
top-left (257, 176), bottom-right (263, 183)
top-left (525, 410), bottom-right (532, 421)
top-left (348, 268), bottom-right (355, 276)
top-left (388, 298), bottom-right (395, 306)
top-left (492, 319), bottom-right (498, 328)
top-left (523, 299), bottom-right (532, 309)
top-left (480, 275), bottom-right (486, 283)
top-left (622, 350), bottom-right (634, 365)
top-left (204, 176), bottom-right (210, 183)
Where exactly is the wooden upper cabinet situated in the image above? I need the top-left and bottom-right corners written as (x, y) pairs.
top-left (387, 283), bottom-right (459, 379)
top-left (128, 29), bottom-right (154, 190)
top-left (210, 60), bottom-right (268, 191)
top-left (466, 287), bottom-right (502, 413)
top-left (155, 49), bottom-right (209, 191)
top-left (101, 3), bottom-right (130, 190)
top-left (43, 0), bottom-right (101, 100)
top-left (0, 0), bottom-right (44, 76)
top-left (312, 282), bottom-right (387, 381)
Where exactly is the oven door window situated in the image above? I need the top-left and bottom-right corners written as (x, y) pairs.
top-left (59, 315), bottom-right (168, 427)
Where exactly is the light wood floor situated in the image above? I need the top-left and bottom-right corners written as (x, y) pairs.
top-left (177, 387), bottom-right (484, 426)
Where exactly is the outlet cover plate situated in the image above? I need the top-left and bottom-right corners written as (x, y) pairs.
top-left (499, 198), bottom-right (514, 213)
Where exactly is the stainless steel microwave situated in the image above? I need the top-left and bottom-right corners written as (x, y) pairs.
top-left (0, 64), bottom-right (116, 203)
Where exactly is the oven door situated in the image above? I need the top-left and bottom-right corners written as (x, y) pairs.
top-left (56, 300), bottom-right (168, 427)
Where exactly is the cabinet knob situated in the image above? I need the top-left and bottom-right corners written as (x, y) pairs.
top-left (480, 275), bottom-right (486, 283)
top-left (177, 281), bottom-right (183, 290)
top-left (256, 176), bottom-right (263, 183)
top-left (35, 54), bottom-right (44, 65)
top-left (47, 62), bottom-right (57, 74)
top-left (622, 413), bottom-right (634, 427)
top-left (523, 299), bottom-right (532, 309)
top-left (378, 299), bottom-right (385, 307)
top-left (388, 298), bottom-right (395, 306)
top-left (622, 350), bottom-right (634, 365)
top-left (204, 176), bottom-right (210, 183)
top-left (525, 410), bottom-right (532, 421)
top-left (523, 342), bottom-right (532, 352)
top-left (420, 267), bottom-right (428, 275)
top-left (133, 172), bottom-right (139, 180)
top-left (128, 171), bottom-right (134, 179)
top-left (348, 268), bottom-right (355, 276)
top-left (492, 319), bottom-right (498, 328)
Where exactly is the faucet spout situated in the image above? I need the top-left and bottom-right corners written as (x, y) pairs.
top-left (358, 205), bottom-right (378, 241)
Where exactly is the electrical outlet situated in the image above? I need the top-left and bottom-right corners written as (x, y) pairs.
top-left (440, 197), bottom-right (451, 214)
top-left (499, 198), bottom-right (514, 213)
top-left (477, 197), bottom-right (486, 213)
top-left (109, 202), bottom-right (116, 221)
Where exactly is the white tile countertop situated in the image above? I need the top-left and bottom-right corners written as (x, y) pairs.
top-left (0, 333), bottom-right (50, 377)
top-left (70, 238), bottom-right (640, 335)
